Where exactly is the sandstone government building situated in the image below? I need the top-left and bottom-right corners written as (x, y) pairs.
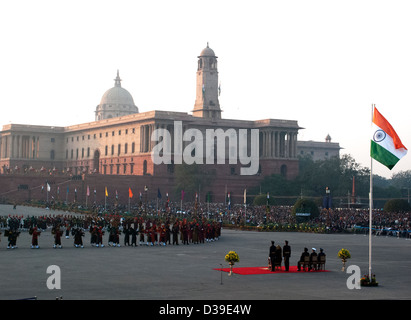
top-left (0, 44), bottom-right (340, 205)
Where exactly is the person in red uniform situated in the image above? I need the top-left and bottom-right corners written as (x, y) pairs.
top-left (31, 226), bottom-right (41, 249)
top-left (96, 226), bottom-right (104, 247)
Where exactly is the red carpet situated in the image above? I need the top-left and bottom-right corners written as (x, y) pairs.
top-left (213, 265), bottom-right (329, 275)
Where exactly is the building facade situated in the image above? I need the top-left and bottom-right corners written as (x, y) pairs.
top-left (0, 45), bottom-right (339, 204)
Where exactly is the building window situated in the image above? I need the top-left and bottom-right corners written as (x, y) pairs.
top-left (118, 144), bottom-right (121, 155)
top-left (132, 142), bottom-right (135, 153)
top-left (111, 145), bottom-right (114, 155)
top-left (105, 145), bottom-right (108, 156)
top-left (124, 143), bottom-right (128, 154)
top-left (50, 150), bottom-right (55, 160)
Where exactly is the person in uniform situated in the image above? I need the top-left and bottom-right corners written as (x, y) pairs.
top-left (317, 248), bottom-right (326, 269)
top-left (139, 223), bottom-right (145, 246)
top-left (90, 225), bottom-right (97, 246)
top-left (283, 240), bottom-right (291, 271)
top-left (96, 226), bottom-right (104, 247)
top-left (65, 223), bottom-right (71, 239)
top-left (73, 228), bottom-right (84, 248)
top-left (30, 227), bottom-right (41, 249)
top-left (53, 226), bottom-right (63, 248)
top-left (269, 241), bottom-right (277, 271)
top-left (297, 247), bottom-right (310, 271)
top-left (182, 222), bottom-right (189, 245)
top-left (172, 222), bottom-right (179, 245)
top-left (130, 226), bottom-right (137, 247)
top-left (309, 248), bottom-right (318, 271)
top-left (159, 225), bottom-right (167, 246)
top-left (7, 229), bottom-right (20, 249)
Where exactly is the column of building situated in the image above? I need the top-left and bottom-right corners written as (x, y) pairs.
top-left (260, 129), bottom-right (297, 159)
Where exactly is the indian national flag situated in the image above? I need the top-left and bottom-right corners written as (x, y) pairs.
top-left (371, 107), bottom-right (407, 170)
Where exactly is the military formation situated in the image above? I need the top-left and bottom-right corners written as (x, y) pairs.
top-left (0, 214), bottom-right (222, 249)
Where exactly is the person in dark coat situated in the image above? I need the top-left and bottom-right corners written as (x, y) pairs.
top-left (73, 228), bottom-right (84, 248)
top-left (269, 241), bottom-right (277, 271)
top-left (130, 227), bottom-right (137, 246)
top-left (297, 247), bottom-right (310, 271)
top-left (124, 227), bottom-right (130, 246)
top-left (283, 240), bottom-right (291, 271)
top-left (172, 222), bottom-right (179, 245)
top-left (309, 248), bottom-right (318, 270)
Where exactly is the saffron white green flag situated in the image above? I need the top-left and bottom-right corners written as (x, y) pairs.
top-left (371, 107), bottom-right (407, 170)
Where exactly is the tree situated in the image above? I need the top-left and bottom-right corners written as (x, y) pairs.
top-left (383, 199), bottom-right (411, 213)
top-left (253, 194), bottom-right (274, 206)
top-left (292, 198), bottom-right (320, 219)
top-left (173, 163), bottom-right (214, 201)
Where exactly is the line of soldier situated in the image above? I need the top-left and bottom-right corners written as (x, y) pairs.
top-left (0, 215), bottom-right (222, 249)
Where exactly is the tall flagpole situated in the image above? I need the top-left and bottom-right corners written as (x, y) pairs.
top-left (369, 104), bottom-right (375, 277)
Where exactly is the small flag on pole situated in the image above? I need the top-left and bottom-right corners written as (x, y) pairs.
top-left (129, 188), bottom-right (133, 199)
top-left (371, 107), bottom-right (407, 169)
top-left (243, 189), bottom-right (247, 204)
top-left (105, 187), bottom-right (108, 197)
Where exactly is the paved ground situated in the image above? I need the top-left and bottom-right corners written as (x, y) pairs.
top-left (0, 204), bottom-right (411, 301)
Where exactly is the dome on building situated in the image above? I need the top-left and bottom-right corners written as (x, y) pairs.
top-left (199, 43), bottom-right (216, 57)
top-left (95, 71), bottom-right (139, 121)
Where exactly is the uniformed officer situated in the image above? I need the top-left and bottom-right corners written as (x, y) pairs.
top-left (283, 240), bottom-right (291, 271)
top-left (269, 241), bottom-right (277, 271)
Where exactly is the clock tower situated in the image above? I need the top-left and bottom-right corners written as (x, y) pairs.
top-left (192, 43), bottom-right (221, 119)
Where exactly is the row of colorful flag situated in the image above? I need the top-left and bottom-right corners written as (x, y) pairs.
top-left (43, 183), bottom-right (252, 206)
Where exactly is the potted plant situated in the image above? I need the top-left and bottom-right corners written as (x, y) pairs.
top-left (225, 251), bottom-right (240, 276)
top-left (338, 248), bottom-right (351, 271)
top-left (360, 274), bottom-right (378, 287)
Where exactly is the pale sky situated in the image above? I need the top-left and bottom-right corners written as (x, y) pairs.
top-left (1, 0), bottom-right (410, 178)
